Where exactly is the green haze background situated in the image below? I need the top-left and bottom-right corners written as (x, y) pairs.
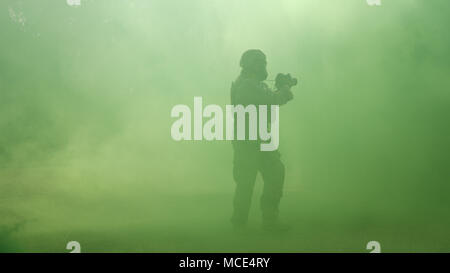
top-left (1, 0), bottom-right (449, 252)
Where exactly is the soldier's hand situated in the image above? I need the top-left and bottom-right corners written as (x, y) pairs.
top-left (275, 73), bottom-right (298, 90)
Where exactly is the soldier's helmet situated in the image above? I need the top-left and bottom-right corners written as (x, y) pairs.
top-left (239, 49), bottom-right (266, 70)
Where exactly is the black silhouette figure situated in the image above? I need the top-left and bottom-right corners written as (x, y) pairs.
top-left (230, 49), bottom-right (296, 232)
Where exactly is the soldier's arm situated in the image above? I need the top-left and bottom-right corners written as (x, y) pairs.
top-left (253, 82), bottom-right (293, 106)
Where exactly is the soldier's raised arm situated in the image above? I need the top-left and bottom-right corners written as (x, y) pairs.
top-left (240, 78), bottom-right (294, 106)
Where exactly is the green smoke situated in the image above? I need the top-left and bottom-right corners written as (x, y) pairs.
top-left (0, 0), bottom-right (449, 252)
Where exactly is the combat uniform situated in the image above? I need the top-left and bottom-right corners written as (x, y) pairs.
top-left (230, 74), bottom-right (293, 227)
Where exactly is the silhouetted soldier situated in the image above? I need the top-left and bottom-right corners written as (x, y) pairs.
top-left (230, 49), bottom-right (296, 232)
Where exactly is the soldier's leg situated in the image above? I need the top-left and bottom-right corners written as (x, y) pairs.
top-left (259, 151), bottom-right (285, 226)
top-left (231, 153), bottom-right (258, 227)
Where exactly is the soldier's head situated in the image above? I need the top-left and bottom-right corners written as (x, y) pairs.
top-left (239, 49), bottom-right (268, 81)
